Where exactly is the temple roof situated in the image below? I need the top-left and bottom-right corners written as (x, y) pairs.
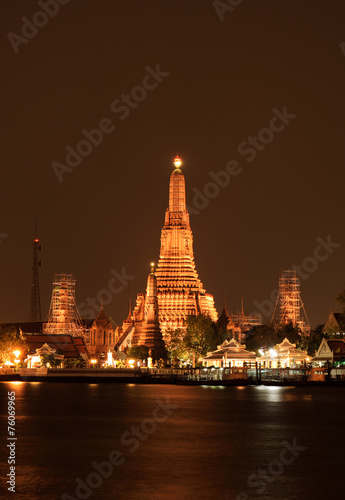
top-left (24, 333), bottom-right (88, 358)
top-left (204, 339), bottom-right (256, 360)
top-left (326, 339), bottom-right (345, 353)
top-left (323, 311), bottom-right (345, 332)
top-left (92, 304), bottom-right (111, 328)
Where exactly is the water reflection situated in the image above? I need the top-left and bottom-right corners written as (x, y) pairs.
top-left (0, 382), bottom-right (343, 499)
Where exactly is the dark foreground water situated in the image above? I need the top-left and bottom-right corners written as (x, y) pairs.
top-left (1, 382), bottom-right (345, 500)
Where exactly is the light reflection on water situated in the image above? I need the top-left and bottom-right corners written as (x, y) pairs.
top-left (0, 382), bottom-right (344, 500)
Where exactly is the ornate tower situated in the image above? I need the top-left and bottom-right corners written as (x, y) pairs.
top-left (155, 156), bottom-right (218, 335)
top-left (29, 233), bottom-right (42, 322)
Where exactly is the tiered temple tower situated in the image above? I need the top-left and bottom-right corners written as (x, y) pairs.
top-left (155, 156), bottom-right (218, 335)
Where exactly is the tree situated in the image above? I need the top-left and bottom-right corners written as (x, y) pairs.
top-left (184, 315), bottom-right (218, 356)
top-left (245, 324), bottom-right (278, 353)
top-left (127, 345), bottom-right (149, 361)
top-left (163, 316), bottom-right (221, 366)
top-left (181, 315), bottom-right (222, 365)
top-left (41, 354), bottom-right (61, 368)
top-left (65, 355), bottom-right (87, 369)
top-left (0, 326), bottom-right (27, 365)
top-left (336, 285), bottom-right (345, 314)
top-left (164, 328), bottom-right (187, 365)
top-left (276, 322), bottom-right (301, 345)
top-left (335, 286), bottom-right (345, 330)
top-left (302, 324), bottom-right (327, 356)
top-left (49, 358), bottom-right (62, 368)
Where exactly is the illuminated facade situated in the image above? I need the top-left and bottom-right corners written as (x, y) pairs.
top-left (155, 156), bottom-right (218, 335)
top-left (131, 264), bottom-right (166, 358)
top-left (202, 338), bottom-right (256, 368)
top-left (88, 304), bottom-right (116, 357)
top-left (115, 156), bottom-right (218, 355)
top-left (271, 269), bottom-right (310, 334)
top-left (258, 338), bottom-right (309, 368)
top-left (43, 273), bottom-right (85, 337)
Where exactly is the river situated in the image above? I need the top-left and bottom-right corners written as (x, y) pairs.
top-left (0, 382), bottom-right (344, 499)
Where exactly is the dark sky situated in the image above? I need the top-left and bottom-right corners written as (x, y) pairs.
top-left (1, 0), bottom-right (345, 328)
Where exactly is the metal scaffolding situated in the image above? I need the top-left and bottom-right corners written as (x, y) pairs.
top-left (43, 273), bottom-right (85, 337)
top-left (272, 269), bottom-right (310, 334)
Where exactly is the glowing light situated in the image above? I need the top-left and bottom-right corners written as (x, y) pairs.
top-left (34, 239), bottom-right (39, 243)
top-left (29, 355), bottom-right (41, 367)
top-left (14, 359), bottom-right (21, 364)
top-left (107, 351), bottom-right (113, 367)
top-left (13, 350), bottom-right (21, 358)
top-left (128, 359), bottom-right (135, 367)
top-left (259, 349), bottom-right (265, 356)
top-left (269, 349), bottom-right (277, 358)
top-left (5, 361), bottom-right (14, 366)
top-left (90, 359), bottom-right (97, 364)
top-left (173, 155), bottom-right (182, 168)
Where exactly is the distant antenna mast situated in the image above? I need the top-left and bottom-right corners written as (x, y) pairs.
top-left (29, 223), bottom-right (42, 321)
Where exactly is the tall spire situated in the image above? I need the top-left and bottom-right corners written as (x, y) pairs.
top-left (132, 264), bottom-right (166, 358)
top-left (126, 296), bottom-right (132, 321)
top-left (168, 155), bottom-right (187, 216)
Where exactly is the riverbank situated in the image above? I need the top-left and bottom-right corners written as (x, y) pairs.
top-left (1, 368), bottom-right (345, 386)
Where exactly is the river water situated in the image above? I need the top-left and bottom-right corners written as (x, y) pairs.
top-left (0, 382), bottom-right (344, 500)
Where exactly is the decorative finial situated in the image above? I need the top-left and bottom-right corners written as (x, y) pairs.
top-left (150, 262), bottom-right (155, 273)
top-left (173, 155), bottom-right (182, 169)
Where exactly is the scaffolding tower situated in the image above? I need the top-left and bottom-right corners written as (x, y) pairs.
top-left (271, 269), bottom-right (310, 334)
top-left (43, 273), bottom-right (85, 337)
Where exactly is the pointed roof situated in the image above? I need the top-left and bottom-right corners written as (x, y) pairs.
top-left (323, 310), bottom-right (345, 333)
top-left (217, 303), bottom-right (231, 331)
top-left (313, 338), bottom-right (345, 362)
top-left (276, 337), bottom-right (297, 350)
top-left (204, 338), bottom-right (256, 360)
top-left (126, 297), bottom-right (132, 322)
top-left (92, 304), bottom-right (111, 328)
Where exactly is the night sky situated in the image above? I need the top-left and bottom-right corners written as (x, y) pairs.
top-left (1, 0), bottom-right (345, 328)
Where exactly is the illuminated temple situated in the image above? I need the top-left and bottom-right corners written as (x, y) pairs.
top-left (155, 156), bottom-right (218, 333)
top-left (116, 156), bottom-right (218, 356)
